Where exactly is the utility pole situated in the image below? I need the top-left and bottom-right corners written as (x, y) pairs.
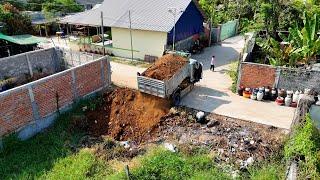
top-left (169, 8), bottom-right (184, 51)
top-left (129, 10), bottom-right (134, 61)
top-left (101, 11), bottom-right (105, 56)
top-left (172, 8), bottom-right (176, 51)
top-left (208, 6), bottom-right (214, 47)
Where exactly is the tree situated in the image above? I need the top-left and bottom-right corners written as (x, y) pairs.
top-left (0, 3), bottom-right (34, 35)
top-left (43, 0), bottom-right (83, 15)
top-left (282, 13), bottom-right (320, 65)
top-left (256, 37), bottom-right (298, 67)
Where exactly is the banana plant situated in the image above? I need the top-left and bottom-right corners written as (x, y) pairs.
top-left (256, 37), bottom-right (297, 67)
top-left (280, 12), bottom-right (320, 65)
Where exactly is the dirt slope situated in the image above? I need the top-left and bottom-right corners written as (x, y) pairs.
top-left (86, 88), bottom-right (171, 141)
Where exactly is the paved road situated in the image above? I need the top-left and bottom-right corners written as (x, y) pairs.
top-left (180, 36), bottom-right (295, 130)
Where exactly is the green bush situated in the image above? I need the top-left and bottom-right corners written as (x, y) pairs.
top-left (284, 114), bottom-right (320, 179)
top-left (248, 162), bottom-right (285, 180)
top-left (227, 61), bottom-right (239, 93)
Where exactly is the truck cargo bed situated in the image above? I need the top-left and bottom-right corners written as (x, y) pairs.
top-left (137, 62), bottom-right (190, 98)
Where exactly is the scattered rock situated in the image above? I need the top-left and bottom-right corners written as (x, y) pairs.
top-left (246, 157), bottom-right (254, 166)
top-left (196, 111), bottom-right (205, 122)
top-left (169, 107), bottom-right (179, 115)
top-left (207, 120), bottom-right (220, 128)
top-left (119, 141), bottom-right (131, 149)
top-left (164, 143), bottom-right (178, 152)
top-left (187, 115), bottom-right (194, 122)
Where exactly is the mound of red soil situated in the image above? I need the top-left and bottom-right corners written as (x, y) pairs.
top-left (142, 54), bottom-right (188, 80)
top-left (86, 88), bottom-right (171, 142)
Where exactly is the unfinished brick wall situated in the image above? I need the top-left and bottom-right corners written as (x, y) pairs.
top-left (0, 57), bottom-right (110, 138)
top-left (33, 73), bottom-right (73, 118)
top-left (76, 61), bottom-right (102, 97)
top-left (0, 89), bottom-right (33, 136)
top-left (239, 62), bottom-right (276, 88)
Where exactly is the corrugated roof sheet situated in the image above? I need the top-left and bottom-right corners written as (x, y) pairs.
top-left (60, 0), bottom-right (198, 32)
top-left (0, 33), bottom-right (48, 45)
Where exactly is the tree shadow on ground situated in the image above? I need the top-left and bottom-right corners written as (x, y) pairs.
top-left (181, 86), bottom-right (231, 112)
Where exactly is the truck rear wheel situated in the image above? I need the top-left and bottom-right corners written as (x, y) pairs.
top-left (172, 91), bottom-right (181, 106)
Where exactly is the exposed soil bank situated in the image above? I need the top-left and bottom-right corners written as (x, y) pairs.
top-left (86, 88), bottom-right (171, 141)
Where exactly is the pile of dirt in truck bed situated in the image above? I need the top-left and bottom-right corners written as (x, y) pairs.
top-left (85, 88), bottom-right (171, 142)
top-left (142, 54), bottom-right (188, 80)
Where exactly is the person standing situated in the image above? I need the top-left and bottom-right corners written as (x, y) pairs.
top-left (210, 55), bottom-right (216, 71)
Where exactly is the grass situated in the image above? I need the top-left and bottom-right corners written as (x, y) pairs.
top-left (111, 57), bottom-right (151, 68)
top-left (284, 114), bottom-right (320, 179)
top-left (107, 147), bottom-right (232, 180)
top-left (1, 91), bottom-right (308, 180)
top-left (227, 60), bottom-right (239, 93)
top-left (247, 160), bottom-right (286, 180)
top-left (0, 96), bottom-right (105, 180)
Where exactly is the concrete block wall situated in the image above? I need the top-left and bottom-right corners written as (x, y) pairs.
top-left (239, 62), bottom-right (320, 92)
top-left (0, 57), bottom-right (111, 140)
top-left (0, 48), bottom-right (62, 80)
top-left (175, 35), bottom-right (195, 51)
top-left (278, 69), bottom-right (320, 92)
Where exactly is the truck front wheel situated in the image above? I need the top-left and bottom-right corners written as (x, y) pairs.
top-left (172, 91), bottom-right (181, 106)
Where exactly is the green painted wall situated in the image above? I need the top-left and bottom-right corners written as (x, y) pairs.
top-left (220, 20), bottom-right (238, 41)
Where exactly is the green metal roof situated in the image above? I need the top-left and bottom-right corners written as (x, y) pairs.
top-left (0, 33), bottom-right (48, 45)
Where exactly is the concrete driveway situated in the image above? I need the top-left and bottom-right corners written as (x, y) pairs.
top-left (110, 61), bottom-right (146, 89)
top-left (180, 36), bottom-right (295, 130)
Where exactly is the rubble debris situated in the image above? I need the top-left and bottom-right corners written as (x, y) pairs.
top-left (150, 107), bottom-right (287, 168)
top-left (196, 111), bottom-right (205, 123)
top-left (164, 142), bottom-right (178, 152)
top-left (142, 54), bottom-right (188, 80)
top-left (207, 120), bottom-right (220, 128)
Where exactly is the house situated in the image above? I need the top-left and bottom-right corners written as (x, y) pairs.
top-left (60, 0), bottom-right (205, 60)
top-left (75, 0), bottom-right (104, 10)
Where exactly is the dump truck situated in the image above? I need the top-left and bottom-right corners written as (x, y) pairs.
top-left (137, 51), bottom-right (203, 105)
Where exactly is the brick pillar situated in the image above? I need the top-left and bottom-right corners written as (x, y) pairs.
top-left (71, 70), bottom-right (79, 102)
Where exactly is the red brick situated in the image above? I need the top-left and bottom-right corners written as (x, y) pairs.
top-left (33, 72), bottom-right (73, 118)
top-left (76, 61), bottom-right (102, 97)
top-left (0, 89), bottom-right (33, 136)
top-left (240, 63), bottom-right (276, 88)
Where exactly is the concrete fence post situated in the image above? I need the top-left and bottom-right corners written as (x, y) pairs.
top-left (274, 67), bottom-right (281, 88)
top-left (236, 62), bottom-right (243, 93)
top-left (100, 59), bottom-right (106, 87)
top-left (26, 53), bottom-right (34, 77)
top-left (28, 85), bottom-right (41, 121)
top-left (107, 58), bottom-right (111, 86)
top-left (71, 70), bottom-right (79, 102)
